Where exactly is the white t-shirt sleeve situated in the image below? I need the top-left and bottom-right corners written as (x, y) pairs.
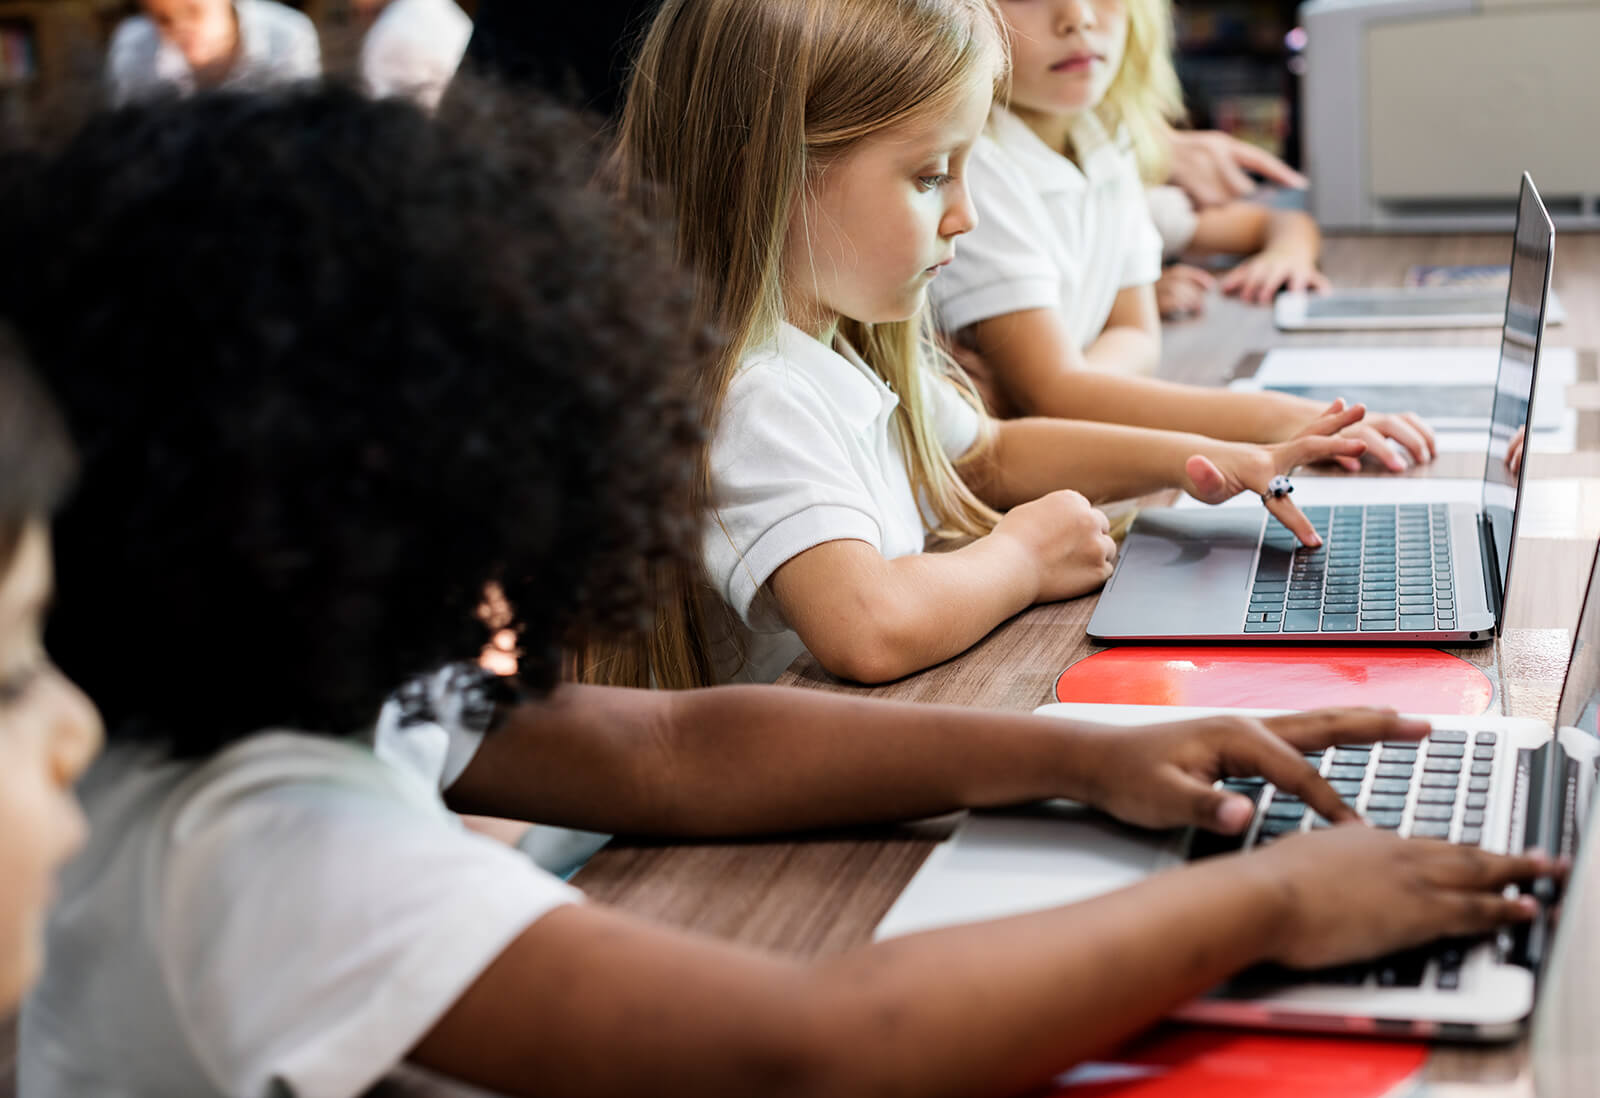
top-left (277, 8), bottom-right (323, 80)
top-left (703, 365), bottom-right (886, 628)
top-left (1116, 153), bottom-right (1165, 291)
top-left (158, 756), bottom-right (579, 1098)
top-left (926, 368), bottom-right (983, 461)
top-left (361, 0), bottom-right (473, 108)
top-left (930, 138), bottom-right (1061, 334)
top-left (105, 18), bottom-right (163, 105)
top-left (1145, 184), bottom-right (1199, 262)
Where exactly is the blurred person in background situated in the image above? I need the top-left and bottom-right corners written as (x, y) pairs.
top-left (106, 0), bottom-right (320, 105)
top-left (353, 0), bottom-right (472, 110)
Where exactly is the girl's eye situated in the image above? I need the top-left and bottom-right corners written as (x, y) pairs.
top-left (917, 174), bottom-right (954, 193)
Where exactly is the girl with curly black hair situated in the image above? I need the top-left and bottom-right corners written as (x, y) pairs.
top-left (5, 86), bottom-right (1549, 1098)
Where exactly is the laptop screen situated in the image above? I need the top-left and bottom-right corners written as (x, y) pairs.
top-left (1481, 173), bottom-right (1556, 606)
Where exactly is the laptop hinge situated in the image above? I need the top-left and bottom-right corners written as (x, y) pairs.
top-left (1478, 512), bottom-right (1505, 627)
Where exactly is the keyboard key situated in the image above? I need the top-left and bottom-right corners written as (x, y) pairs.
top-left (1379, 745), bottom-right (1418, 761)
top-left (1372, 778), bottom-right (1411, 795)
top-left (1428, 742), bottom-right (1466, 757)
top-left (1287, 600), bottom-right (1323, 611)
top-left (1400, 614), bottom-right (1438, 630)
top-left (1327, 764), bottom-right (1367, 781)
top-left (1411, 821), bottom-right (1451, 839)
top-left (1376, 763), bottom-right (1414, 779)
top-left (1465, 793), bottom-right (1487, 810)
top-left (1362, 619), bottom-right (1398, 631)
top-left (1423, 757), bottom-right (1462, 773)
top-left (1473, 745), bottom-right (1496, 761)
top-left (1265, 801), bottom-right (1306, 821)
top-left (1475, 732), bottom-right (1498, 745)
top-left (1420, 772), bottom-right (1459, 788)
top-left (1333, 747), bottom-right (1372, 763)
top-left (1329, 779), bottom-right (1363, 797)
top-left (1414, 803), bottom-right (1455, 822)
top-left (1437, 969), bottom-right (1461, 990)
top-left (1283, 610), bottom-right (1322, 631)
top-left (1467, 777), bottom-right (1491, 794)
top-left (1365, 793), bottom-right (1408, 811)
top-left (1368, 809), bottom-right (1405, 830)
top-left (1462, 809), bottom-right (1485, 827)
top-left (1430, 731), bottom-right (1468, 743)
top-left (1471, 761), bottom-right (1495, 777)
top-left (1320, 614), bottom-right (1358, 631)
top-left (1459, 826), bottom-right (1483, 845)
top-left (1416, 788), bottom-right (1457, 805)
top-left (1246, 622), bottom-right (1282, 632)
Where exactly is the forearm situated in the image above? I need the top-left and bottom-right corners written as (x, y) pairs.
top-left (414, 856), bottom-right (1288, 1098)
top-left (1264, 209), bottom-right (1320, 262)
top-left (800, 856), bottom-right (1285, 1096)
top-left (981, 418), bottom-right (1211, 507)
top-left (447, 666), bottom-right (1091, 835)
top-left (1038, 371), bottom-right (1322, 443)
top-left (1082, 323), bottom-right (1160, 377)
top-left (785, 534), bottom-right (1041, 685)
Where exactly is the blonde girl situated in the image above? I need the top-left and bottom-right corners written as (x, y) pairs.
top-left (930, 0), bottom-right (1436, 470)
top-left (611, 0), bottom-right (1368, 687)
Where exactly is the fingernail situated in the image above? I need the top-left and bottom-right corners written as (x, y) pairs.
top-left (1217, 796), bottom-right (1253, 832)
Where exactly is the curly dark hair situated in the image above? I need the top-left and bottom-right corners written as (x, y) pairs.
top-left (0, 328), bottom-right (77, 569)
top-left (0, 83), bottom-right (706, 756)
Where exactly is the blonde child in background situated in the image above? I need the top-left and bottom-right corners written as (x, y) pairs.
top-left (0, 342), bottom-right (102, 1015)
top-left (930, 0), bottom-right (1433, 472)
top-left (1148, 181), bottom-right (1329, 317)
top-left (607, 0), bottom-right (1379, 689)
top-left (106, 0), bottom-right (320, 104)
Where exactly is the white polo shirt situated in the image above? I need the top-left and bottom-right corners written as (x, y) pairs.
top-left (106, 0), bottom-right (321, 106)
top-left (361, 0), bottom-right (473, 110)
top-left (930, 108), bottom-right (1163, 367)
top-left (703, 323), bottom-right (982, 683)
top-left (1145, 183), bottom-right (1201, 262)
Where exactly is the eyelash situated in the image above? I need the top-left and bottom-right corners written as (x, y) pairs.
top-left (917, 173), bottom-right (955, 192)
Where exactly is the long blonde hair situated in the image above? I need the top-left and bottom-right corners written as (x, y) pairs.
top-left (1096, 0), bottom-right (1186, 182)
top-left (593, 0), bottom-right (1005, 688)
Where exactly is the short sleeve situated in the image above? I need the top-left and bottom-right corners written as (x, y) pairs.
top-left (278, 10), bottom-right (323, 80)
top-left (1117, 159), bottom-right (1165, 290)
top-left (926, 369), bottom-right (982, 461)
top-left (704, 367), bottom-right (886, 628)
top-left (159, 752), bottom-right (579, 1098)
top-left (104, 19), bottom-right (163, 105)
top-left (1145, 184), bottom-right (1199, 262)
top-left (931, 138), bottom-right (1061, 334)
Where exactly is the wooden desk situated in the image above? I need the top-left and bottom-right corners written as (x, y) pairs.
top-left (575, 232), bottom-right (1600, 1093)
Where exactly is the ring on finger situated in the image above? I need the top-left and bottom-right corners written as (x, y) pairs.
top-left (1261, 473), bottom-right (1294, 503)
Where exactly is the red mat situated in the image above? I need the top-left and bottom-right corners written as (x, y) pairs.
top-left (1055, 647), bottom-right (1493, 716)
top-left (1045, 1028), bottom-right (1426, 1098)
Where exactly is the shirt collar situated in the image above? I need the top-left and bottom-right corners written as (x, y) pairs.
top-left (768, 322), bottom-right (898, 435)
top-left (986, 106), bottom-right (1124, 195)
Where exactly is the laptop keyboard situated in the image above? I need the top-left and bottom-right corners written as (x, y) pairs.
top-left (1192, 729), bottom-right (1501, 992)
top-left (1246, 504), bottom-right (1456, 633)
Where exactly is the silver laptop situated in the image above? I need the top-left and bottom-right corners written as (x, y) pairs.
top-left (877, 538), bottom-right (1600, 1040)
top-left (1088, 173), bottom-right (1555, 646)
top-left (1275, 282), bottom-right (1566, 331)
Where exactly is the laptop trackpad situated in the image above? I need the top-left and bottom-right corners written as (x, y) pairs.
top-left (1096, 509), bottom-right (1264, 636)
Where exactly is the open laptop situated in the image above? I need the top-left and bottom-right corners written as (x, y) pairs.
top-left (1088, 173), bottom-right (1556, 645)
top-left (877, 538), bottom-right (1600, 1040)
top-left (1275, 283), bottom-right (1566, 332)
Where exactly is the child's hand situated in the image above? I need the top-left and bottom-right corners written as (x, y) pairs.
top-left (1068, 707), bottom-right (1429, 833)
top-left (1184, 401), bottom-right (1368, 545)
top-left (1505, 424), bottom-right (1527, 475)
top-left (992, 489), bottom-right (1118, 603)
top-left (1218, 246), bottom-right (1330, 305)
top-left (1155, 264), bottom-right (1215, 320)
top-left (1249, 828), bottom-right (1553, 970)
top-left (1287, 405), bottom-right (1437, 473)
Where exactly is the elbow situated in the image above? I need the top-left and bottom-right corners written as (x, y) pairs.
top-left (802, 599), bottom-right (928, 685)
